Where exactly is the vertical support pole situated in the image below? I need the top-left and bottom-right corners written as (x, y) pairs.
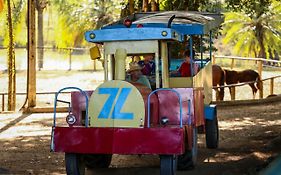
top-left (270, 78), bottom-right (274, 95)
top-left (258, 59), bottom-right (263, 99)
top-left (189, 35), bottom-right (194, 76)
top-left (2, 94), bottom-right (4, 111)
top-left (209, 31), bottom-right (212, 61)
top-left (200, 35), bottom-right (203, 67)
top-left (93, 60), bottom-right (96, 71)
top-left (161, 41), bottom-right (169, 88)
top-left (258, 60), bottom-right (263, 78)
top-left (259, 81), bottom-right (263, 99)
top-left (230, 87), bottom-right (235, 100)
top-left (27, 0), bottom-right (36, 107)
top-left (155, 52), bottom-right (160, 88)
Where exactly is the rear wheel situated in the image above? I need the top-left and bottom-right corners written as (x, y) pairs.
top-left (65, 153), bottom-right (85, 175)
top-left (177, 127), bottom-right (198, 170)
top-left (160, 155), bottom-right (177, 175)
top-left (205, 116), bottom-right (219, 149)
top-left (83, 154), bottom-right (112, 169)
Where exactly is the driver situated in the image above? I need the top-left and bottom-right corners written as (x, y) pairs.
top-left (126, 62), bottom-right (151, 89)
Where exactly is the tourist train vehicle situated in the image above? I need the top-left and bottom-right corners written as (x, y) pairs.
top-left (51, 11), bottom-right (224, 175)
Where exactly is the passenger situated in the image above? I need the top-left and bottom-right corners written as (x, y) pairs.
top-left (177, 49), bottom-right (199, 77)
top-left (138, 54), bottom-right (155, 76)
top-left (127, 62), bottom-right (151, 89)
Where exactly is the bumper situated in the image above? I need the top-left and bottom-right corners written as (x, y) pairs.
top-left (52, 127), bottom-right (184, 155)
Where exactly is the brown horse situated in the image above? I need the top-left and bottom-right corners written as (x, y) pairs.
top-left (212, 64), bottom-right (225, 101)
top-left (224, 69), bottom-right (262, 99)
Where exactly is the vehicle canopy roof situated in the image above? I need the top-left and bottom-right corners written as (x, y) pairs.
top-left (85, 11), bottom-right (224, 43)
top-left (103, 11), bottom-right (224, 35)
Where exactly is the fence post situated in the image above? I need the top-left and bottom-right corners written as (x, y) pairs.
top-left (2, 94), bottom-right (4, 111)
top-left (258, 60), bottom-right (263, 78)
top-left (259, 81), bottom-right (263, 99)
top-left (270, 78), bottom-right (274, 95)
top-left (231, 58), bottom-right (235, 69)
top-left (230, 87), bottom-right (236, 100)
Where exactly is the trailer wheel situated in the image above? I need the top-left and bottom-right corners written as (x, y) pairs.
top-left (177, 128), bottom-right (198, 170)
top-left (65, 153), bottom-right (85, 175)
top-left (205, 116), bottom-right (219, 149)
top-left (84, 154), bottom-right (112, 169)
top-left (160, 155), bottom-right (177, 175)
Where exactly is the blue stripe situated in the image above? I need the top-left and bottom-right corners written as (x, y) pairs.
top-left (97, 88), bottom-right (119, 119)
top-left (112, 88), bottom-right (133, 120)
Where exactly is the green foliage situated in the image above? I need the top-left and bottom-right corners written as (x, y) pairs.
top-left (160, 0), bottom-right (208, 11)
top-left (53, 0), bottom-right (121, 48)
top-left (0, 0), bottom-right (27, 47)
top-left (222, 1), bottom-right (281, 58)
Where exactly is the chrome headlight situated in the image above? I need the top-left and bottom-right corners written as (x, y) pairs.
top-left (66, 114), bottom-right (76, 125)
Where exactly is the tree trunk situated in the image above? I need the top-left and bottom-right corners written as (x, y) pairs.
top-left (27, 0), bottom-right (37, 108)
top-left (7, 0), bottom-right (16, 111)
top-left (37, 8), bottom-right (44, 70)
top-left (256, 22), bottom-right (266, 58)
top-left (36, 0), bottom-right (47, 70)
top-left (129, 0), bottom-right (134, 14)
top-left (142, 0), bottom-right (148, 12)
top-left (151, 0), bottom-right (158, 11)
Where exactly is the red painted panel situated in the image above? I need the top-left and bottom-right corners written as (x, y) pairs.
top-left (157, 88), bottom-right (194, 125)
top-left (129, 83), bottom-right (159, 127)
top-left (71, 91), bottom-right (93, 126)
top-left (54, 127), bottom-right (184, 155)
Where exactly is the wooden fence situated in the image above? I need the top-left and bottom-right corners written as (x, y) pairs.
top-left (211, 55), bottom-right (281, 101)
top-left (213, 75), bottom-right (281, 101)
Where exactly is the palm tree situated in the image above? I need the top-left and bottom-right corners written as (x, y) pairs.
top-left (36, 0), bottom-right (48, 70)
top-left (222, 2), bottom-right (281, 58)
top-left (53, 0), bottom-right (120, 48)
top-left (6, 0), bottom-right (16, 111)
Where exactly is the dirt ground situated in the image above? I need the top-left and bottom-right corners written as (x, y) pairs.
top-left (0, 99), bottom-right (280, 175)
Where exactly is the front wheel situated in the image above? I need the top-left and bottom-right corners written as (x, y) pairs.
top-left (177, 127), bottom-right (198, 170)
top-left (205, 116), bottom-right (219, 149)
top-left (65, 153), bottom-right (85, 175)
top-left (83, 154), bottom-right (112, 169)
top-left (160, 155), bottom-right (177, 175)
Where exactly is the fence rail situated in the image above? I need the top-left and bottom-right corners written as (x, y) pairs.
top-left (0, 46), bottom-right (100, 71)
top-left (213, 75), bottom-right (281, 101)
top-left (0, 91), bottom-right (71, 112)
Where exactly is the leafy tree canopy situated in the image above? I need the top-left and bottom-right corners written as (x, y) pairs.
top-left (222, 1), bottom-right (281, 58)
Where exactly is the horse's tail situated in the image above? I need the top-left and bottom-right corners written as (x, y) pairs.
top-left (256, 74), bottom-right (262, 91)
top-left (219, 68), bottom-right (225, 100)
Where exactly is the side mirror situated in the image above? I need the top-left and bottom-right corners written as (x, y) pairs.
top-left (90, 46), bottom-right (101, 60)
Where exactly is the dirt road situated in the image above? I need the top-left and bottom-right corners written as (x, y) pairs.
top-left (0, 100), bottom-right (280, 175)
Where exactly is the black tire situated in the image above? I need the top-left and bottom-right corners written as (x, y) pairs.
top-left (160, 155), bottom-right (177, 175)
top-left (65, 153), bottom-right (85, 175)
top-left (177, 127), bottom-right (198, 170)
top-left (83, 154), bottom-right (112, 169)
top-left (205, 116), bottom-right (219, 149)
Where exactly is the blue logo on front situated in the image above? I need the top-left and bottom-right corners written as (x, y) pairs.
top-left (97, 88), bottom-right (133, 120)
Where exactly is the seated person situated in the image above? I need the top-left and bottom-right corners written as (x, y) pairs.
top-left (138, 54), bottom-right (155, 76)
top-left (126, 62), bottom-right (151, 89)
top-left (171, 50), bottom-right (199, 77)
